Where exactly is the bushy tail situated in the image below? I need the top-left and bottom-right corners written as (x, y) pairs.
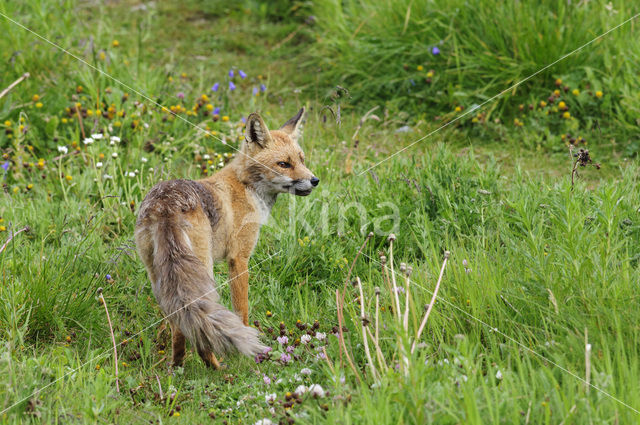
top-left (149, 218), bottom-right (266, 357)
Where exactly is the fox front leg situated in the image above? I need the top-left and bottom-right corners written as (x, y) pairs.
top-left (228, 257), bottom-right (250, 325)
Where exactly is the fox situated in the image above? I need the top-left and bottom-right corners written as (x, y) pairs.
top-left (135, 108), bottom-right (318, 368)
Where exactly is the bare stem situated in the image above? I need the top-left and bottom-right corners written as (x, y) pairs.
top-left (0, 225), bottom-right (30, 255)
top-left (356, 277), bottom-right (378, 380)
top-left (0, 73), bottom-right (29, 100)
top-left (388, 239), bottom-right (401, 322)
top-left (412, 251), bottom-right (450, 354)
top-left (335, 289), bottom-right (362, 384)
top-left (585, 327), bottom-right (591, 394)
top-left (98, 289), bottom-right (120, 393)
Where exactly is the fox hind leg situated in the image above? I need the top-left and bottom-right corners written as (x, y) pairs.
top-left (197, 348), bottom-right (224, 369)
top-left (170, 322), bottom-right (186, 366)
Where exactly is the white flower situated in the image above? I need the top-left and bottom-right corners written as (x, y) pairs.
top-left (308, 384), bottom-right (325, 397)
top-left (96, 162), bottom-right (103, 168)
top-left (254, 420), bottom-right (273, 425)
top-left (83, 138), bottom-right (94, 145)
top-left (110, 140), bottom-right (116, 146)
top-left (203, 154), bottom-right (211, 160)
top-left (141, 157), bottom-right (148, 163)
top-left (57, 145), bottom-right (68, 154)
top-left (265, 393), bottom-right (277, 404)
top-left (128, 172), bottom-right (135, 178)
top-left (300, 367), bottom-right (312, 376)
top-left (110, 136), bottom-right (120, 143)
top-left (134, 169), bottom-right (139, 174)
top-left (218, 162), bottom-right (224, 167)
top-left (300, 335), bottom-right (311, 345)
top-left (294, 385), bottom-right (307, 396)
top-left (91, 133), bottom-right (104, 140)
top-left (111, 152), bottom-right (118, 158)
top-left (496, 370), bottom-right (503, 380)
top-left (315, 332), bottom-right (326, 341)
top-left (103, 174), bottom-right (113, 180)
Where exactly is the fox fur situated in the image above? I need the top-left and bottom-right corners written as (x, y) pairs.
top-left (135, 108), bottom-right (318, 368)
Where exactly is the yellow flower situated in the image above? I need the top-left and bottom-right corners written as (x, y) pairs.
top-left (32, 94), bottom-right (40, 102)
top-left (0, 225), bottom-right (6, 232)
top-left (539, 101), bottom-right (547, 107)
top-left (158, 350), bottom-right (165, 355)
top-left (27, 184), bottom-right (33, 190)
top-left (572, 89), bottom-right (580, 96)
top-left (99, 51), bottom-right (106, 60)
top-left (87, 109), bottom-right (93, 116)
top-left (201, 94), bottom-right (209, 102)
top-left (426, 71), bottom-right (434, 78)
top-left (3, 120), bottom-right (10, 126)
top-left (36, 102), bottom-right (43, 108)
top-left (454, 106), bottom-right (462, 112)
top-left (595, 90), bottom-right (603, 98)
top-left (95, 365), bottom-right (100, 370)
top-left (77, 85), bottom-right (83, 93)
top-left (553, 89), bottom-right (560, 96)
top-left (61, 118), bottom-right (68, 124)
top-left (563, 111), bottom-right (571, 119)
top-left (65, 175), bottom-right (73, 181)
top-left (172, 412), bottom-right (180, 417)
top-left (416, 65), bottom-right (424, 71)
top-left (180, 72), bottom-right (187, 78)
top-left (558, 101), bottom-right (566, 109)
top-left (12, 187), bottom-right (19, 194)
top-left (112, 40), bottom-right (120, 47)
top-left (114, 120), bottom-right (122, 127)
top-left (222, 115), bottom-right (229, 122)
top-left (555, 78), bottom-right (562, 86)
top-left (206, 104), bottom-right (213, 111)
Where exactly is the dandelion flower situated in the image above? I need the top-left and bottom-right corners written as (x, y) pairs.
top-left (563, 111), bottom-right (571, 119)
top-left (416, 65), bottom-right (424, 71)
top-left (558, 101), bottom-right (566, 109)
top-left (222, 115), bottom-right (229, 122)
top-left (595, 90), bottom-right (603, 98)
top-left (35, 102), bottom-right (43, 108)
top-left (454, 106), bottom-right (462, 112)
top-left (32, 94), bottom-right (40, 102)
top-left (112, 40), bottom-right (120, 47)
top-left (65, 175), bottom-right (73, 181)
top-left (572, 89), bottom-right (580, 96)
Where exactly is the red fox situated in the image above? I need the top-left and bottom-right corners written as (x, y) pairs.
top-left (135, 108), bottom-right (318, 368)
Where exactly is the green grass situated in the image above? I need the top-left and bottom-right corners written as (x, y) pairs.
top-left (1, 0), bottom-right (640, 423)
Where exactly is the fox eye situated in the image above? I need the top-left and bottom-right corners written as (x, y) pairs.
top-left (277, 161), bottom-right (292, 169)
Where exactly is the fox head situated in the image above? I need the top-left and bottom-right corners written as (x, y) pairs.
top-left (241, 107), bottom-right (319, 196)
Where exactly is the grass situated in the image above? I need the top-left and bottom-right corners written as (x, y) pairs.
top-left (1, 0), bottom-right (640, 423)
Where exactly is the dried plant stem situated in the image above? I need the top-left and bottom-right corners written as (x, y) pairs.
top-left (403, 273), bottom-right (411, 333)
top-left (412, 251), bottom-right (450, 354)
top-left (321, 347), bottom-right (336, 376)
top-left (585, 327), bottom-right (591, 394)
top-left (388, 240), bottom-right (402, 322)
top-left (0, 225), bottom-right (30, 255)
top-left (335, 289), bottom-right (362, 384)
top-left (155, 374), bottom-right (164, 400)
top-left (356, 277), bottom-right (378, 380)
top-left (0, 72), bottom-right (29, 100)
top-left (366, 327), bottom-right (388, 372)
top-left (76, 107), bottom-right (86, 140)
top-left (98, 289), bottom-right (120, 393)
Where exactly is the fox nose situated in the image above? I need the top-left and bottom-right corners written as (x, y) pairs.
top-left (310, 176), bottom-right (320, 187)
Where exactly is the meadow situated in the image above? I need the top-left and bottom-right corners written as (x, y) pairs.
top-left (1, 0), bottom-right (639, 423)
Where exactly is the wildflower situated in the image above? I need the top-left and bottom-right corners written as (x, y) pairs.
top-left (286, 345), bottom-right (295, 353)
top-left (128, 171), bottom-right (136, 178)
top-left (595, 90), bottom-right (603, 98)
top-left (426, 70), bottom-right (434, 78)
top-left (416, 65), bottom-right (424, 71)
top-left (253, 87), bottom-right (258, 96)
top-left (35, 102), bottom-right (43, 108)
top-left (96, 162), bottom-right (103, 168)
top-left (238, 70), bottom-right (247, 79)
top-left (95, 365), bottom-right (100, 370)
top-left (176, 92), bottom-right (185, 99)
top-left (3, 120), bottom-right (10, 126)
top-left (103, 174), bottom-right (113, 180)
top-left (558, 101), bottom-right (567, 110)
top-left (572, 89), bottom-right (580, 95)
top-left (213, 107), bottom-right (221, 116)
top-left (265, 393), bottom-right (277, 404)
top-left (141, 157), bottom-right (148, 163)
top-left (112, 40), bottom-right (120, 47)
top-left (229, 81), bottom-right (236, 91)
top-left (308, 384), bottom-right (325, 397)
top-left (263, 375), bottom-right (271, 385)
top-left (280, 352), bottom-right (292, 364)
top-left (99, 51), bottom-right (106, 60)
top-left (496, 370), bottom-right (503, 380)
top-left (1, 161), bottom-right (9, 171)
top-left (277, 335), bottom-right (289, 345)
top-left (206, 104), bottom-right (213, 111)
top-left (254, 419), bottom-right (274, 425)
top-left (112, 152), bottom-right (118, 158)
top-left (222, 115), bottom-right (229, 122)
top-left (65, 175), bottom-right (73, 181)
top-left (553, 89), bottom-right (560, 97)
top-left (260, 83), bottom-right (267, 92)
top-left (454, 106), bottom-right (462, 112)
top-left (91, 133), bottom-right (104, 140)
top-left (32, 94), bottom-right (40, 102)
top-left (229, 69), bottom-right (235, 78)
top-left (57, 146), bottom-right (68, 154)
top-left (555, 78), bottom-right (562, 86)
top-left (110, 136), bottom-right (121, 143)
top-left (300, 367), bottom-right (312, 375)
top-left (563, 111), bottom-right (571, 119)
top-left (27, 183), bottom-right (33, 190)
top-left (300, 334), bottom-right (311, 344)
top-left (211, 83), bottom-right (220, 92)
top-left (315, 332), bottom-right (326, 341)
top-left (106, 274), bottom-right (112, 280)
top-left (83, 137), bottom-right (94, 145)
top-left (294, 385), bottom-right (307, 396)
top-left (432, 46), bottom-right (440, 55)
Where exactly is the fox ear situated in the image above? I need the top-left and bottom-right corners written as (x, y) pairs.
top-left (280, 107), bottom-right (305, 143)
top-left (245, 112), bottom-right (271, 148)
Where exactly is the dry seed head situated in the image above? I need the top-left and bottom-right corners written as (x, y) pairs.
top-left (367, 232), bottom-right (374, 238)
top-left (399, 263), bottom-right (406, 273)
top-left (444, 251), bottom-right (451, 259)
top-left (387, 233), bottom-right (396, 243)
top-left (407, 266), bottom-right (413, 276)
top-left (374, 287), bottom-right (381, 296)
top-left (97, 287), bottom-right (103, 295)
top-left (379, 255), bottom-right (387, 265)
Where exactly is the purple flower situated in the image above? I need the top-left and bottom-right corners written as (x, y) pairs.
top-left (211, 83), bottom-right (219, 92)
top-left (213, 107), bottom-right (220, 115)
top-left (277, 335), bottom-right (289, 345)
top-left (176, 92), bottom-right (185, 99)
top-left (263, 375), bottom-right (271, 385)
top-left (286, 345), bottom-right (295, 353)
top-left (105, 274), bottom-right (112, 280)
top-left (1, 161), bottom-right (9, 171)
top-left (263, 346), bottom-right (273, 354)
top-left (252, 87), bottom-right (258, 96)
top-left (228, 69), bottom-right (234, 78)
top-left (238, 70), bottom-right (247, 79)
top-left (431, 46), bottom-right (440, 55)
top-left (241, 117), bottom-right (246, 124)
top-left (260, 83), bottom-right (267, 92)
top-left (229, 81), bottom-right (236, 91)
top-left (280, 353), bottom-right (292, 364)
